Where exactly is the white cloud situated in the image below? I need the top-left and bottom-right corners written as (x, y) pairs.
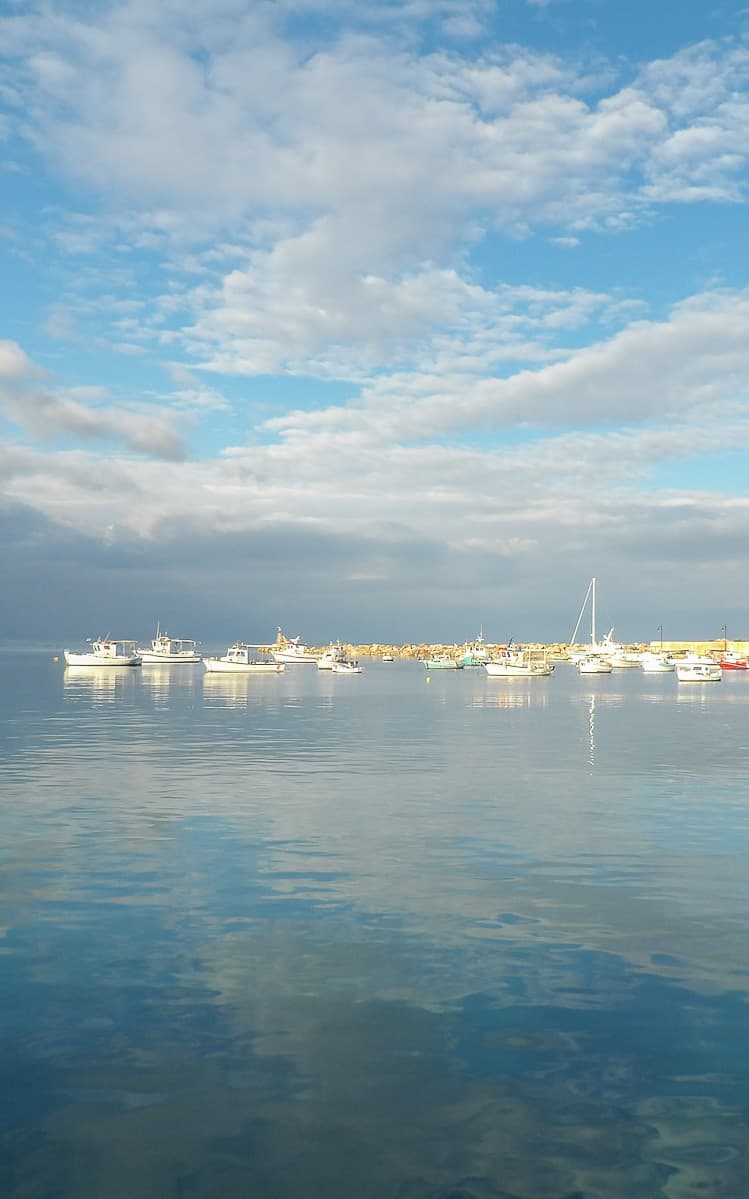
top-left (255, 289), bottom-right (749, 444)
top-left (0, 339), bottom-right (187, 459)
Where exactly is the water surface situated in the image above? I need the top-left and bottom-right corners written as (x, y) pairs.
top-left (2, 651), bottom-right (749, 1197)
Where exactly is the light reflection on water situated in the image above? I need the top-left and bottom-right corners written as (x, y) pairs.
top-left (2, 652), bottom-right (749, 1196)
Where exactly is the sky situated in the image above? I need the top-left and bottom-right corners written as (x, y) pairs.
top-left (2, 0), bottom-right (749, 646)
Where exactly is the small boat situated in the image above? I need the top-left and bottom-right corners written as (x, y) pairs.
top-left (317, 642), bottom-right (347, 670)
top-left (639, 652), bottom-right (675, 674)
top-left (484, 648), bottom-right (554, 677)
top-left (422, 655), bottom-right (464, 670)
top-left (64, 638), bottom-right (142, 666)
top-left (458, 630), bottom-right (492, 667)
top-left (676, 655), bottom-right (722, 683)
top-left (270, 628), bottom-right (318, 663)
top-left (203, 644), bottom-right (285, 674)
top-left (719, 651), bottom-right (748, 670)
top-left (578, 654), bottom-right (613, 675)
top-left (139, 628), bottom-right (201, 663)
top-left (331, 659), bottom-right (363, 674)
top-left (568, 577), bottom-right (618, 673)
top-left (606, 649), bottom-right (642, 669)
top-left (381, 653), bottom-right (394, 662)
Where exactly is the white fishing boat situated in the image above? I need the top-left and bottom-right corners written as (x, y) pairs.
top-left (578, 654), bottom-right (613, 675)
top-left (639, 652), bottom-right (675, 674)
top-left (270, 628), bottom-right (318, 663)
top-left (138, 627), bottom-right (201, 663)
top-left (64, 638), bottom-right (142, 666)
top-left (675, 655), bottom-right (721, 683)
top-left (203, 644), bottom-right (285, 674)
top-left (458, 630), bottom-right (491, 667)
top-left (484, 647), bottom-right (554, 677)
top-left (331, 659), bottom-right (363, 674)
top-left (317, 642), bottom-right (347, 670)
top-left (606, 646), bottom-right (642, 669)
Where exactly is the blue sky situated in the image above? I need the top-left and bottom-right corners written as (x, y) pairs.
top-left (2, 0), bottom-right (749, 644)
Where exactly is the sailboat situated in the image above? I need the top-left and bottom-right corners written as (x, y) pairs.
top-left (569, 578), bottom-right (613, 674)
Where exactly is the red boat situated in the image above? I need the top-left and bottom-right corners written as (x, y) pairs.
top-left (720, 651), bottom-right (748, 670)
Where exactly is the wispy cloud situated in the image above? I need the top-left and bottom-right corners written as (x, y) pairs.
top-left (0, 339), bottom-right (187, 460)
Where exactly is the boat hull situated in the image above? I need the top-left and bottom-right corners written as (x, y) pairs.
top-left (676, 665), bottom-right (722, 682)
top-left (578, 658), bottom-right (613, 674)
top-left (484, 663), bottom-right (553, 677)
top-left (64, 651), bottom-right (141, 666)
top-left (203, 659), bottom-right (285, 674)
top-left (140, 651), bottom-right (201, 664)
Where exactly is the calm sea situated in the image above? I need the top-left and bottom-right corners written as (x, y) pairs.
top-left (2, 649), bottom-right (749, 1198)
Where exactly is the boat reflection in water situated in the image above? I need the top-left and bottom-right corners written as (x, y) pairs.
top-left (201, 672), bottom-right (287, 711)
top-left (201, 672), bottom-right (254, 709)
top-left (471, 686), bottom-right (550, 711)
top-left (63, 665), bottom-right (140, 702)
top-left (139, 665), bottom-right (201, 707)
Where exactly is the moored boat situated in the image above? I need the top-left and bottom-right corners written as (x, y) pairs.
top-left (331, 659), bottom-right (363, 674)
top-left (676, 655), bottom-right (721, 682)
top-left (639, 652), bottom-right (675, 673)
top-left (270, 628), bottom-right (318, 663)
top-left (422, 654), bottom-right (464, 670)
top-left (139, 629), bottom-right (201, 663)
top-left (568, 578), bottom-right (620, 674)
top-left (578, 654), bottom-right (613, 675)
top-left (64, 639), bottom-right (141, 667)
top-left (458, 631), bottom-right (491, 667)
top-left (317, 642), bottom-right (347, 670)
top-left (484, 648), bottom-right (554, 677)
top-left (203, 644), bottom-right (285, 674)
top-left (720, 651), bottom-right (748, 670)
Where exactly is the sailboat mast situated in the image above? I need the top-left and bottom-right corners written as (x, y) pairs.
top-left (591, 577), bottom-right (596, 647)
top-left (569, 578), bottom-right (594, 645)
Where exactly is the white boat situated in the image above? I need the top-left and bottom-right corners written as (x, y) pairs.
top-left (138, 628), bottom-right (201, 663)
top-left (484, 647), bottom-right (554, 677)
top-left (459, 630), bottom-right (492, 667)
top-left (203, 644), bottom-right (285, 674)
top-left (270, 628), bottom-right (318, 663)
top-left (64, 638), bottom-right (142, 666)
top-left (382, 653), bottom-right (395, 662)
top-left (676, 654), bottom-right (722, 683)
top-left (331, 659), bottom-right (363, 674)
top-left (606, 646), bottom-right (642, 669)
top-left (640, 652), bottom-right (675, 673)
top-left (317, 642), bottom-right (347, 670)
top-left (569, 578), bottom-right (615, 674)
top-left (422, 654), bottom-right (464, 670)
top-left (578, 654), bottom-right (613, 675)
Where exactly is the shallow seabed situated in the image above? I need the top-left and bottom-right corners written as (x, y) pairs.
top-left (2, 650), bottom-right (749, 1198)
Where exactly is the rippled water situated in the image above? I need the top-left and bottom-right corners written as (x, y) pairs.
top-left (2, 649), bottom-right (749, 1198)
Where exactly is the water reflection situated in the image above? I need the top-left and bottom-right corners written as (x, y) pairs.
top-left (139, 663), bottom-right (201, 706)
top-left (6, 652), bottom-right (749, 1197)
top-left (471, 684), bottom-right (551, 709)
top-left (62, 665), bottom-right (139, 701)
